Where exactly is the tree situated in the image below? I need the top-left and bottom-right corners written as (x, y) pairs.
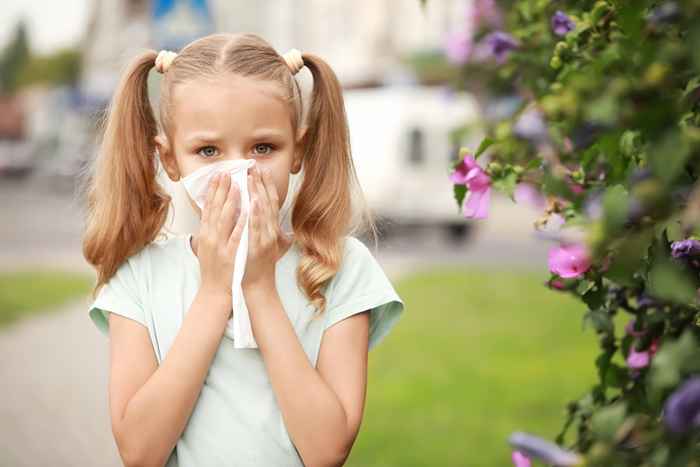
top-left (0, 20), bottom-right (31, 94)
top-left (437, 0), bottom-right (700, 464)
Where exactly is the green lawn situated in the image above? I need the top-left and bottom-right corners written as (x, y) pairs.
top-left (0, 270), bottom-right (94, 328)
top-left (348, 266), bottom-right (600, 467)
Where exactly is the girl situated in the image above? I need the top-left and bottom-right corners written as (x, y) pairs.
top-left (81, 32), bottom-right (405, 467)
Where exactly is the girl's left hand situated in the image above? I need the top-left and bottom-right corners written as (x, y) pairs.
top-left (242, 164), bottom-right (292, 289)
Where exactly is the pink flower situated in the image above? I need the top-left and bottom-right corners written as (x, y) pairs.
top-left (548, 243), bottom-right (591, 278)
top-left (549, 279), bottom-right (566, 290)
top-left (514, 182), bottom-right (546, 209)
top-left (512, 450), bottom-right (532, 467)
top-left (568, 181), bottom-right (585, 195)
top-left (450, 154), bottom-right (492, 219)
top-left (627, 348), bottom-right (651, 369)
top-left (445, 30), bottom-right (474, 65)
top-left (470, 0), bottom-right (504, 29)
top-left (627, 338), bottom-right (660, 370)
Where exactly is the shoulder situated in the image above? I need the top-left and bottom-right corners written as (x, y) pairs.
top-left (327, 234), bottom-right (391, 296)
top-left (338, 235), bottom-right (375, 267)
top-left (110, 233), bottom-right (185, 288)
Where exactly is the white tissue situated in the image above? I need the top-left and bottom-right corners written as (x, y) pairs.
top-left (180, 159), bottom-right (259, 348)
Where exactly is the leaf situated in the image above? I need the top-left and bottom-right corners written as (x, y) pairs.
top-left (453, 183), bottom-right (467, 211)
top-left (682, 76), bottom-right (700, 100)
top-left (491, 171), bottom-right (518, 202)
top-left (584, 308), bottom-right (614, 334)
top-left (582, 283), bottom-right (607, 310)
top-left (648, 330), bottom-right (700, 406)
top-left (647, 257), bottom-right (698, 304)
top-left (475, 137), bottom-right (495, 158)
top-left (590, 403), bottom-right (627, 441)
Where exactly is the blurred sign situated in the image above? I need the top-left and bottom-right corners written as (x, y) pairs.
top-left (152, 0), bottom-right (215, 51)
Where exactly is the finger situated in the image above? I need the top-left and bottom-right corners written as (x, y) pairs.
top-left (210, 171), bottom-right (231, 228)
top-left (218, 180), bottom-right (240, 239)
top-left (261, 168), bottom-right (280, 212)
top-left (250, 195), bottom-right (259, 247)
top-left (254, 166), bottom-right (271, 222)
top-left (227, 205), bottom-right (248, 252)
top-left (260, 169), bottom-right (280, 236)
top-left (201, 173), bottom-right (219, 226)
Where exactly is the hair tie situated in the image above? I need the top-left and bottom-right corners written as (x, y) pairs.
top-left (155, 50), bottom-right (177, 74)
top-left (282, 48), bottom-right (304, 75)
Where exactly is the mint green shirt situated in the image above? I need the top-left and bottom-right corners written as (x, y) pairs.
top-left (88, 234), bottom-right (405, 466)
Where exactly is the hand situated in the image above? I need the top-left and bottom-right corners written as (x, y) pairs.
top-left (197, 172), bottom-right (248, 308)
top-left (242, 165), bottom-right (292, 289)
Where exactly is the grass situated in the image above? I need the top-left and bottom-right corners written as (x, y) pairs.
top-left (347, 266), bottom-right (600, 467)
top-left (0, 269), bottom-right (94, 328)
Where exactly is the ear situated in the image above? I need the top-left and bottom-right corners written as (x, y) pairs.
top-left (296, 126), bottom-right (308, 146)
top-left (291, 126), bottom-right (308, 174)
top-left (154, 134), bottom-right (180, 181)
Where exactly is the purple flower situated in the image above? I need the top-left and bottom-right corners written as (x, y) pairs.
top-left (671, 239), bottom-right (700, 259)
top-left (664, 376), bottom-right (700, 434)
top-left (551, 11), bottom-right (576, 36)
top-left (473, 31), bottom-right (519, 64)
top-left (445, 30), bottom-right (473, 65)
top-left (513, 107), bottom-right (549, 142)
top-left (508, 432), bottom-right (583, 466)
top-left (583, 192), bottom-right (603, 220)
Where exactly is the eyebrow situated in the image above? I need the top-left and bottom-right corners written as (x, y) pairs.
top-left (185, 129), bottom-right (287, 145)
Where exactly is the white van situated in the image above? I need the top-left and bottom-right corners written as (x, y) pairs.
top-left (343, 85), bottom-right (484, 239)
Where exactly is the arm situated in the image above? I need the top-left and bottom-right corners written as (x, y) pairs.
top-left (245, 281), bottom-right (370, 467)
top-left (108, 288), bottom-right (231, 467)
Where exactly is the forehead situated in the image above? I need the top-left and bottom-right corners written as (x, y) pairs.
top-left (170, 74), bottom-right (293, 139)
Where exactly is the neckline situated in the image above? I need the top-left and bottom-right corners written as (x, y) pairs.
top-left (184, 232), bottom-right (297, 266)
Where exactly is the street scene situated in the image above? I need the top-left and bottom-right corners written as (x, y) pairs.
top-left (4, 1), bottom-right (696, 466)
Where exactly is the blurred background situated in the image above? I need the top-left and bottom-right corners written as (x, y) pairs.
top-left (0, 1), bottom-right (596, 466)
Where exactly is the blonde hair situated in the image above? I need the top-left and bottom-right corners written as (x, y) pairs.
top-left (80, 32), bottom-right (378, 317)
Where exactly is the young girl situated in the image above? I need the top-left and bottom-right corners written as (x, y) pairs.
top-left (81, 32), bottom-right (405, 467)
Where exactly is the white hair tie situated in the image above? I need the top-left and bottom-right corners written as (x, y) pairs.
top-left (155, 50), bottom-right (177, 73)
top-left (282, 48), bottom-right (304, 75)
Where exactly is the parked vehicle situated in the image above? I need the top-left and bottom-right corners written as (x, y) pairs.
top-left (343, 85), bottom-right (484, 240)
top-left (0, 140), bottom-right (37, 179)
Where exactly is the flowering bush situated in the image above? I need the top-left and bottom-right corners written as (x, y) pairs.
top-left (436, 0), bottom-right (700, 464)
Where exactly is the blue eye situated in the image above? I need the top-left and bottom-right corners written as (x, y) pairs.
top-left (253, 143), bottom-right (275, 155)
top-left (198, 146), bottom-right (218, 158)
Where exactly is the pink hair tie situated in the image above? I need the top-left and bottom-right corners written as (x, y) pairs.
top-left (282, 48), bottom-right (304, 75)
top-left (155, 50), bottom-right (177, 74)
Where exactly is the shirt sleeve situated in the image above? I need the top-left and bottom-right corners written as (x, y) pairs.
top-left (88, 256), bottom-right (147, 336)
top-left (323, 236), bottom-right (405, 351)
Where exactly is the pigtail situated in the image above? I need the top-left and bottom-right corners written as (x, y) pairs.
top-left (292, 53), bottom-right (379, 315)
top-left (81, 49), bottom-right (171, 299)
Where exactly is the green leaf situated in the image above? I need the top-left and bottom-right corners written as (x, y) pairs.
top-left (491, 171), bottom-right (518, 202)
top-left (582, 283), bottom-right (607, 310)
top-left (584, 308), bottom-right (614, 334)
top-left (602, 184), bottom-right (630, 235)
top-left (590, 402), bottom-right (627, 441)
top-left (649, 331), bottom-right (700, 405)
top-left (647, 257), bottom-right (698, 304)
top-left (475, 137), bottom-right (495, 158)
top-left (453, 183), bottom-right (467, 212)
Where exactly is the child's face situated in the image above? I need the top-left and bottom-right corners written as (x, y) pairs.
top-left (156, 73), bottom-right (304, 217)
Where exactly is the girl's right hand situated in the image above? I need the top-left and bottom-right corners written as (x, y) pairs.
top-left (197, 172), bottom-right (248, 303)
